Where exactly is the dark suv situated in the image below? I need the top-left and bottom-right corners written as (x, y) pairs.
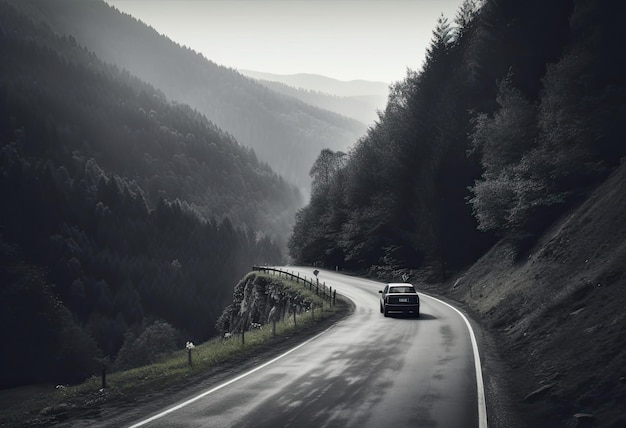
top-left (379, 283), bottom-right (420, 317)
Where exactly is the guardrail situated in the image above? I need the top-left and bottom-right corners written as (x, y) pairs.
top-left (252, 266), bottom-right (337, 307)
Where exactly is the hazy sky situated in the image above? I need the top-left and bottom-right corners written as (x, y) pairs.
top-left (104, 0), bottom-right (465, 83)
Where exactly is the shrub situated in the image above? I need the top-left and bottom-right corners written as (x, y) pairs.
top-left (114, 320), bottom-right (177, 370)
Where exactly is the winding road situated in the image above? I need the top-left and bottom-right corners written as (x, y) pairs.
top-left (129, 267), bottom-right (487, 428)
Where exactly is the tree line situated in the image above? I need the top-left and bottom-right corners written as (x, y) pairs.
top-left (0, 2), bottom-right (295, 386)
top-left (289, 0), bottom-right (625, 279)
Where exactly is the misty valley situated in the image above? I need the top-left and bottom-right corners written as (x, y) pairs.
top-left (1, 0), bottom-right (625, 427)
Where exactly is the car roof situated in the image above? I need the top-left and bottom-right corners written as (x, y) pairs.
top-left (387, 282), bottom-right (413, 287)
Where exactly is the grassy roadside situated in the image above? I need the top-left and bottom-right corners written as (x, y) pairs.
top-left (0, 273), bottom-right (351, 427)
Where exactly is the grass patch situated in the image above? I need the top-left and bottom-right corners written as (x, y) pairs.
top-left (0, 272), bottom-right (347, 427)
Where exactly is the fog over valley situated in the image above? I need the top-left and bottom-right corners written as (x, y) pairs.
top-left (1, 1), bottom-right (625, 427)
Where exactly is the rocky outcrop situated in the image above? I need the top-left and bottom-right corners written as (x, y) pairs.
top-left (215, 272), bottom-right (319, 335)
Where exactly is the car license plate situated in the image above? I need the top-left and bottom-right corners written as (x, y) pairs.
top-left (399, 298), bottom-right (409, 303)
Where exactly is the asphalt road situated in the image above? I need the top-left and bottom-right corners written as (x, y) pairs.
top-left (129, 268), bottom-right (486, 428)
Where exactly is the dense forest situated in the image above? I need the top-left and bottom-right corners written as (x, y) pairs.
top-left (289, 0), bottom-right (625, 278)
top-left (4, 0), bottom-right (367, 194)
top-left (0, 1), bottom-right (299, 386)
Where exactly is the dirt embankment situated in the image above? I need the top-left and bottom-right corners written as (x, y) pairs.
top-left (445, 164), bottom-right (626, 427)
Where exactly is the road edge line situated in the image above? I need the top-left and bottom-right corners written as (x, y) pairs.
top-left (128, 325), bottom-right (335, 427)
top-left (424, 294), bottom-right (488, 428)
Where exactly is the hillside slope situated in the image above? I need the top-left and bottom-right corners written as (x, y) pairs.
top-left (0, 0), bottom-right (294, 385)
top-left (447, 163), bottom-right (626, 427)
top-left (7, 0), bottom-right (366, 193)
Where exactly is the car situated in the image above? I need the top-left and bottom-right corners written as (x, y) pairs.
top-left (379, 283), bottom-right (420, 317)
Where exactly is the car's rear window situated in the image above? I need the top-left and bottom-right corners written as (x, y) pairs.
top-left (389, 286), bottom-right (416, 293)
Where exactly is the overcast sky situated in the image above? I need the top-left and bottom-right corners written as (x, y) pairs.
top-left (104, 0), bottom-right (464, 84)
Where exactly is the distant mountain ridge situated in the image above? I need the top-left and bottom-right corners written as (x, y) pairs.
top-left (241, 72), bottom-right (389, 126)
top-left (239, 70), bottom-right (390, 98)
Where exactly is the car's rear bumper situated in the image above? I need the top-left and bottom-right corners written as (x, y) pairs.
top-left (385, 304), bottom-right (419, 315)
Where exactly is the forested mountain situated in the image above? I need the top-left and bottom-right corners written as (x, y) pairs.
top-left (5, 0), bottom-right (367, 193)
top-left (0, 1), bottom-right (299, 386)
top-left (289, 0), bottom-right (626, 279)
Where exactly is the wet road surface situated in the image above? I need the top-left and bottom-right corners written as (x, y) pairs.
top-left (130, 268), bottom-right (484, 428)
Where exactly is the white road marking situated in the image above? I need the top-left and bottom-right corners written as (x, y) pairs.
top-left (127, 325), bottom-right (335, 427)
top-left (422, 293), bottom-right (488, 428)
top-left (130, 268), bottom-right (488, 428)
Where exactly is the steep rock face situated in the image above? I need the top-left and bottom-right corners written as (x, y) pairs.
top-left (216, 272), bottom-right (320, 335)
top-left (448, 164), bottom-right (626, 427)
